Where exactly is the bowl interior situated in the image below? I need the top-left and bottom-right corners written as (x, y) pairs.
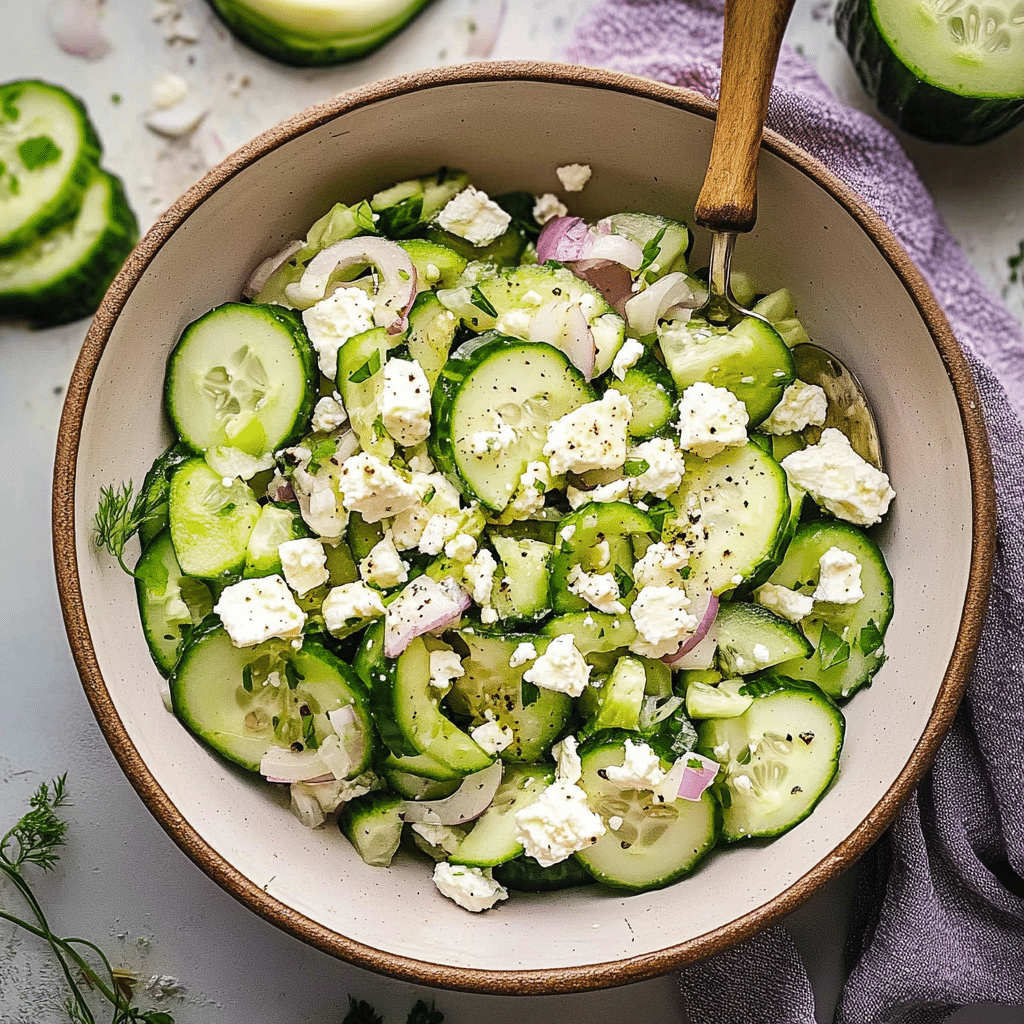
top-left (58, 66), bottom-right (988, 992)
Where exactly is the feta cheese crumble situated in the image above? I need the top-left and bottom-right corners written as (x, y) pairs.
top-left (214, 576), bottom-right (305, 648)
top-left (429, 649), bottom-right (465, 689)
top-left (310, 393), bottom-right (347, 434)
top-left (627, 438), bottom-right (687, 499)
top-left (508, 641), bottom-right (538, 668)
top-left (301, 286), bottom-right (376, 378)
top-left (781, 428), bottom-right (895, 526)
top-left (755, 582), bottom-right (814, 623)
top-left (359, 532), bottom-right (409, 589)
top-left (629, 585), bottom-right (698, 658)
top-left (633, 541), bottom-right (690, 589)
top-left (552, 735), bottom-right (582, 785)
top-left (513, 780), bottom-right (606, 867)
top-left (533, 192), bottom-right (568, 224)
top-left (432, 862), bottom-right (508, 912)
top-left (437, 186), bottom-right (511, 246)
top-left (760, 379), bottom-right (828, 435)
top-left (338, 452), bottom-right (419, 523)
top-left (566, 565), bottom-right (626, 615)
top-left (813, 547), bottom-right (865, 605)
top-left (380, 358), bottom-right (432, 446)
top-left (321, 582), bottom-right (384, 633)
top-left (611, 338), bottom-right (645, 381)
top-left (603, 739), bottom-right (666, 791)
top-left (677, 382), bottom-right (749, 458)
top-left (278, 538), bottom-right (328, 596)
top-left (544, 390), bottom-right (632, 475)
top-left (470, 717), bottom-right (514, 755)
top-left (522, 634), bottom-right (591, 697)
top-left (556, 163), bottom-right (592, 192)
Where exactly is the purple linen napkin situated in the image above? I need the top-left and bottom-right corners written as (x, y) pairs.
top-left (566, 4), bottom-right (1024, 1022)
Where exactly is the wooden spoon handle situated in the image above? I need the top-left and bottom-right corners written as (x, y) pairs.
top-left (694, 0), bottom-right (795, 235)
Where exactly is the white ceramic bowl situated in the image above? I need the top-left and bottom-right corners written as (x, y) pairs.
top-left (54, 63), bottom-right (994, 994)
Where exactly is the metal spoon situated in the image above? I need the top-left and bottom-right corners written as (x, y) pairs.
top-left (692, 0), bottom-right (884, 471)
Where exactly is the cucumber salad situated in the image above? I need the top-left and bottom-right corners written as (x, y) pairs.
top-left (97, 166), bottom-right (896, 913)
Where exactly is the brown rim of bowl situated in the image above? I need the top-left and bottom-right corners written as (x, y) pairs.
top-left (52, 61), bottom-right (995, 995)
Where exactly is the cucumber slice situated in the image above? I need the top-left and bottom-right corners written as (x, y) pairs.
top-left (489, 534), bottom-right (553, 624)
top-left (669, 442), bottom-right (791, 595)
top-left (539, 610), bottom-right (638, 654)
top-left (0, 80), bottom-right (102, 258)
top-left (450, 764), bottom-right (554, 868)
top-left (170, 624), bottom-right (374, 773)
top-left (698, 676), bottom-right (845, 841)
top-left (575, 735), bottom-right (720, 892)
top-left (368, 636), bottom-right (494, 773)
top-left (604, 211), bottom-right (693, 279)
top-left (425, 223), bottom-right (527, 268)
top-left (713, 602), bottom-right (813, 677)
top-left (135, 530), bottom-right (214, 676)
top-left (371, 169), bottom-right (471, 239)
top-left (397, 238), bottom-right (468, 290)
top-left (659, 315), bottom-right (795, 426)
top-left (206, 0), bottom-right (434, 67)
top-left (406, 290), bottom-right (458, 389)
top-left (837, 0), bottom-right (1024, 144)
top-left (429, 336), bottom-right (595, 511)
top-left (612, 354), bottom-right (677, 438)
top-left (165, 303), bottom-right (318, 459)
top-left (766, 521), bottom-right (894, 701)
top-left (168, 458), bottom-right (262, 581)
top-left (137, 441), bottom-right (193, 548)
top-left (579, 656), bottom-right (647, 736)
top-left (491, 853), bottom-right (595, 892)
top-left (439, 263), bottom-right (626, 375)
top-left (0, 169), bottom-right (137, 327)
top-left (336, 326), bottom-right (396, 460)
top-left (244, 503), bottom-right (309, 578)
top-left (447, 631), bottom-right (572, 764)
top-left (340, 790), bottom-right (405, 867)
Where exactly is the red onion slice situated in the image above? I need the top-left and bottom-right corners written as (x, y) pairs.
top-left (663, 592), bottom-right (719, 665)
top-left (293, 237), bottom-right (417, 334)
top-left (537, 216), bottom-right (643, 271)
top-left (384, 576), bottom-right (471, 658)
top-left (675, 753), bottom-right (721, 802)
top-left (398, 761), bottom-right (503, 825)
top-left (623, 272), bottom-right (702, 337)
top-left (243, 239), bottom-right (303, 299)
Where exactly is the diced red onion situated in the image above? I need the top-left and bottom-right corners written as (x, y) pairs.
top-left (537, 216), bottom-right (644, 271)
top-left (48, 0), bottom-right (111, 59)
top-left (266, 475), bottom-right (295, 502)
top-left (383, 576), bottom-right (471, 658)
top-left (623, 272), bottom-right (702, 337)
top-left (243, 239), bottom-right (302, 299)
top-left (295, 237), bottom-right (417, 334)
top-left (397, 762), bottom-right (503, 825)
top-left (675, 753), bottom-right (721, 802)
top-left (663, 592), bottom-right (719, 665)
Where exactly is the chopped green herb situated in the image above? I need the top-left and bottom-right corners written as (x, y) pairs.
top-left (407, 1000), bottom-right (445, 1024)
top-left (612, 564), bottom-right (633, 596)
top-left (376, 195), bottom-right (424, 239)
top-left (469, 285), bottom-right (498, 318)
top-left (372, 413), bottom-right (387, 440)
top-left (301, 712), bottom-right (319, 750)
top-left (422, 485), bottom-right (436, 505)
top-left (93, 480), bottom-right (165, 577)
top-left (637, 226), bottom-right (667, 276)
top-left (307, 437), bottom-right (338, 474)
top-left (284, 661), bottom-right (304, 690)
top-left (520, 679), bottom-right (540, 707)
top-left (818, 622), bottom-right (851, 670)
top-left (857, 619), bottom-right (885, 657)
top-left (348, 349), bottom-right (382, 384)
top-left (241, 665), bottom-right (254, 693)
top-left (621, 458), bottom-right (650, 478)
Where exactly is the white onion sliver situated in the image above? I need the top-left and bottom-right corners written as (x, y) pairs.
top-left (243, 240), bottom-right (303, 299)
top-left (624, 272), bottom-right (701, 337)
top-left (383, 576), bottom-right (471, 658)
top-left (261, 745), bottom-right (331, 784)
top-left (676, 753), bottom-right (721, 802)
top-left (294, 237), bottom-right (417, 333)
top-left (526, 299), bottom-right (595, 380)
top-left (47, 0), bottom-right (111, 59)
top-left (398, 762), bottom-right (503, 825)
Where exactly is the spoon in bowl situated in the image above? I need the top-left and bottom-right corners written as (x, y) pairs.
top-left (692, 0), bottom-right (884, 471)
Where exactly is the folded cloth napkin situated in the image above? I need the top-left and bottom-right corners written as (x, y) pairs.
top-left (566, 4), bottom-right (1024, 1022)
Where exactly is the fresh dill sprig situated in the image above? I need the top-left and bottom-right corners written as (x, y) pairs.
top-left (93, 481), bottom-right (163, 576)
top-left (0, 776), bottom-right (177, 1023)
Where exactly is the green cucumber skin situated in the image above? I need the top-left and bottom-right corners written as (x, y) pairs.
top-left (205, 0), bottom-right (435, 67)
top-left (0, 170), bottom-right (138, 328)
top-left (0, 80), bottom-right (103, 258)
top-left (836, 0), bottom-right (1024, 144)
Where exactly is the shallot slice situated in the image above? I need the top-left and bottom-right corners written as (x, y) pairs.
top-left (383, 576), bottom-right (471, 658)
top-left (292, 237), bottom-right (417, 334)
top-left (663, 592), bottom-right (719, 665)
top-left (243, 239), bottom-right (303, 299)
top-left (398, 761), bottom-right (503, 825)
top-left (623, 272), bottom-right (702, 337)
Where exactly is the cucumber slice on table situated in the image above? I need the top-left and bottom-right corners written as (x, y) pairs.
top-left (170, 624), bottom-right (374, 773)
top-left (429, 335), bottom-right (595, 511)
top-left (205, 0), bottom-right (435, 67)
top-left (698, 676), bottom-right (845, 841)
top-left (0, 80), bottom-right (101, 257)
top-left (165, 302), bottom-right (318, 458)
top-left (574, 734), bottom-right (720, 892)
top-left (766, 520), bottom-right (894, 702)
top-left (836, 0), bottom-right (1024, 144)
top-left (0, 169), bottom-right (137, 327)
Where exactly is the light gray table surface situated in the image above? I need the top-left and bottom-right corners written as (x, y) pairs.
top-left (2, 2), bottom-right (1022, 1022)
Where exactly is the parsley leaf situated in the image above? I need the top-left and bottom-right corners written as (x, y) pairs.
top-left (348, 348), bottom-right (382, 384)
top-left (307, 436), bottom-right (338, 475)
top-left (857, 618), bottom-right (885, 657)
top-left (621, 458), bottom-right (650, 478)
top-left (637, 226), bottom-right (667, 277)
top-left (818, 622), bottom-right (851, 670)
top-left (376, 194), bottom-right (425, 239)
